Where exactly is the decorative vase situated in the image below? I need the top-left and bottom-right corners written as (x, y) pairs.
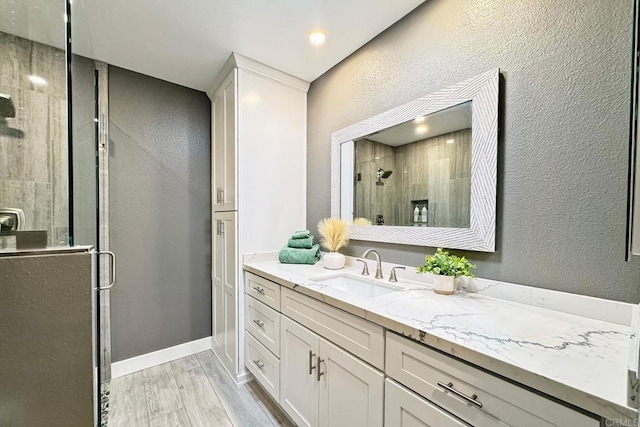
top-left (323, 252), bottom-right (346, 270)
top-left (433, 274), bottom-right (455, 295)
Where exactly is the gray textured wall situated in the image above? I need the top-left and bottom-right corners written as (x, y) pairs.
top-left (0, 251), bottom-right (94, 426)
top-left (308, 0), bottom-right (640, 303)
top-left (109, 66), bottom-right (211, 361)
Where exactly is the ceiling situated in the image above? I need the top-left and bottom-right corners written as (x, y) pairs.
top-left (366, 101), bottom-right (473, 146)
top-left (0, 0), bottom-right (424, 91)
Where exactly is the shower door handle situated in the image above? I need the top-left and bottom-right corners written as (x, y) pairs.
top-left (97, 251), bottom-right (116, 291)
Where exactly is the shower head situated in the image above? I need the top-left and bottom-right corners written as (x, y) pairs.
top-left (377, 168), bottom-right (393, 179)
top-left (0, 94), bottom-right (16, 118)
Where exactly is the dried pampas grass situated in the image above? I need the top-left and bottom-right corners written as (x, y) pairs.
top-left (317, 218), bottom-right (349, 252)
top-left (353, 217), bottom-right (372, 226)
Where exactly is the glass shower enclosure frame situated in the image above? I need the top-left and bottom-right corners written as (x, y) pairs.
top-left (67, 0), bottom-right (113, 423)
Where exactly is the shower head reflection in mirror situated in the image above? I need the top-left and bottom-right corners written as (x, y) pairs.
top-left (0, 94), bottom-right (24, 139)
top-left (0, 94), bottom-right (16, 118)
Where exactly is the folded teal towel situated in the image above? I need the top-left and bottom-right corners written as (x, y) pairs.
top-left (279, 244), bottom-right (320, 265)
top-left (288, 236), bottom-right (314, 249)
top-left (291, 230), bottom-right (311, 239)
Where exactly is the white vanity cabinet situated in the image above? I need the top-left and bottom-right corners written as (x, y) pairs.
top-left (280, 316), bottom-right (384, 427)
top-left (210, 53), bottom-right (308, 383)
top-left (385, 332), bottom-right (599, 427)
top-left (244, 272), bottom-right (384, 427)
top-left (243, 270), bottom-right (603, 427)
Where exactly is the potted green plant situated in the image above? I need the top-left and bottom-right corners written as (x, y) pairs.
top-left (417, 248), bottom-right (476, 295)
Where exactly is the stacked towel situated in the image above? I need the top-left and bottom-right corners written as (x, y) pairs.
top-left (279, 230), bottom-right (320, 265)
top-left (287, 235), bottom-right (314, 249)
top-left (291, 230), bottom-right (311, 239)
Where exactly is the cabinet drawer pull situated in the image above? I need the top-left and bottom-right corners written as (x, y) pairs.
top-left (253, 319), bottom-right (265, 328)
top-left (253, 359), bottom-right (264, 370)
top-left (308, 350), bottom-right (316, 375)
top-left (252, 286), bottom-right (265, 294)
top-left (317, 357), bottom-right (324, 381)
top-left (437, 381), bottom-right (483, 408)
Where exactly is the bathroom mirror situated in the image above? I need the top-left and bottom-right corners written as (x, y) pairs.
top-left (331, 69), bottom-right (498, 252)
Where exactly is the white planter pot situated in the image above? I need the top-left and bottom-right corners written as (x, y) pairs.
top-left (433, 275), bottom-right (455, 295)
top-left (323, 252), bottom-right (346, 270)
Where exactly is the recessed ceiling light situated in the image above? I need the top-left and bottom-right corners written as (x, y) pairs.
top-left (414, 117), bottom-right (425, 123)
top-left (28, 75), bottom-right (48, 86)
top-left (308, 30), bottom-right (326, 46)
top-left (446, 139), bottom-right (455, 144)
top-left (416, 125), bottom-right (428, 134)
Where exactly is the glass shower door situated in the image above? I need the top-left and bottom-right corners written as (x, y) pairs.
top-left (68, 1), bottom-right (112, 424)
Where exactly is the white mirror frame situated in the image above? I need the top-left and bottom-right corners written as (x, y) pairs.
top-left (331, 69), bottom-right (499, 252)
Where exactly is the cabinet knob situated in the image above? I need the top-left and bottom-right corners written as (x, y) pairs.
top-left (252, 286), bottom-right (265, 294)
top-left (253, 319), bottom-right (265, 328)
top-left (253, 359), bottom-right (264, 370)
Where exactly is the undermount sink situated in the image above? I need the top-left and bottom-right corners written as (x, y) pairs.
top-left (310, 273), bottom-right (403, 298)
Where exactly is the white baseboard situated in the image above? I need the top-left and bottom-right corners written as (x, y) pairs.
top-left (236, 370), bottom-right (253, 385)
top-left (111, 336), bottom-right (212, 379)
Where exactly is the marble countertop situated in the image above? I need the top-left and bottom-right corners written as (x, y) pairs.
top-left (244, 257), bottom-right (638, 421)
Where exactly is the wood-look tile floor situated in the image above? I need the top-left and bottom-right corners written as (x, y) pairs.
top-left (107, 350), bottom-right (293, 427)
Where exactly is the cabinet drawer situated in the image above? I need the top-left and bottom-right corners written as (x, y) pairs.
top-left (246, 331), bottom-right (280, 403)
top-left (281, 287), bottom-right (384, 370)
top-left (246, 295), bottom-right (281, 357)
top-left (245, 272), bottom-right (280, 311)
top-left (386, 332), bottom-right (599, 427)
top-left (385, 378), bottom-right (468, 427)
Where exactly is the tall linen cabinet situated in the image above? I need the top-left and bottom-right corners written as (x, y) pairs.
top-left (209, 53), bottom-right (309, 383)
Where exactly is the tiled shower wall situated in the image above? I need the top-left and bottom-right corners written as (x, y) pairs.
top-left (354, 128), bottom-right (471, 227)
top-left (0, 31), bottom-right (68, 249)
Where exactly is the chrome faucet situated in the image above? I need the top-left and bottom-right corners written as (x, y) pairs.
top-left (359, 249), bottom-right (383, 279)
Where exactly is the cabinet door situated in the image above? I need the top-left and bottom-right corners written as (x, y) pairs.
top-left (212, 211), bottom-right (237, 376)
top-left (280, 317), bottom-right (319, 427)
top-left (385, 379), bottom-right (468, 427)
top-left (212, 70), bottom-right (236, 212)
top-left (318, 339), bottom-right (383, 427)
top-left (211, 215), bottom-right (225, 354)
